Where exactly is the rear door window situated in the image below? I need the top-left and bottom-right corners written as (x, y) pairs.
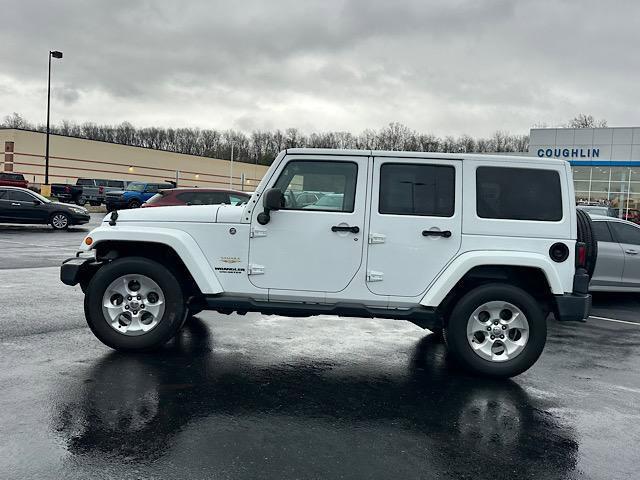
top-left (107, 180), bottom-right (124, 188)
top-left (77, 179), bottom-right (94, 186)
top-left (476, 167), bottom-right (562, 221)
top-left (7, 190), bottom-right (35, 202)
top-left (379, 163), bottom-right (455, 216)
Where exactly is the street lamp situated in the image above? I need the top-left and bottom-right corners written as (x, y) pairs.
top-left (45, 50), bottom-right (63, 185)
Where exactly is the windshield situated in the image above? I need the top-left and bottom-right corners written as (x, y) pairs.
top-left (31, 190), bottom-right (51, 203)
top-left (126, 183), bottom-right (145, 192)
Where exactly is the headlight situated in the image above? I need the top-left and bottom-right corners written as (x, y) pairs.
top-left (71, 207), bottom-right (87, 214)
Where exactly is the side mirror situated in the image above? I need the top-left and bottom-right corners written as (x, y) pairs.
top-left (33, 200), bottom-right (42, 205)
top-left (257, 188), bottom-right (284, 225)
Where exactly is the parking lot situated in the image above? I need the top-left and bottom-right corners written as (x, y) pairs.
top-left (0, 215), bottom-right (639, 479)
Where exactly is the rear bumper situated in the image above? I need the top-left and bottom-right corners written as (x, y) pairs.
top-left (554, 293), bottom-right (591, 322)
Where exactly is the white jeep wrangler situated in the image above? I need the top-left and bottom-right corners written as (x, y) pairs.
top-left (61, 149), bottom-right (595, 377)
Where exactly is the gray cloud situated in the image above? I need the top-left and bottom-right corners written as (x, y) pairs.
top-left (1, 0), bottom-right (638, 135)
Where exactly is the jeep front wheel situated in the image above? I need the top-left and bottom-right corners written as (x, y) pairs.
top-left (443, 284), bottom-right (546, 378)
top-left (84, 257), bottom-right (187, 351)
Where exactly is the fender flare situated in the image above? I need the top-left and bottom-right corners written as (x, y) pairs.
top-left (80, 225), bottom-right (223, 294)
top-left (420, 251), bottom-right (564, 307)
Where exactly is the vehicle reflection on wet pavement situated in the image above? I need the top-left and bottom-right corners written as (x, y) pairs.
top-left (48, 319), bottom-right (577, 479)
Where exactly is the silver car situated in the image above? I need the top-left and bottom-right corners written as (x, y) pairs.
top-left (590, 214), bottom-right (640, 291)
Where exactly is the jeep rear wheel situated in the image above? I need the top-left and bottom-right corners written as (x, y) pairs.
top-left (84, 257), bottom-right (187, 351)
top-left (444, 284), bottom-right (546, 377)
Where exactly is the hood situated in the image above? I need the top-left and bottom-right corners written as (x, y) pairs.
top-left (103, 204), bottom-right (222, 223)
top-left (52, 201), bottom-right (87, 211)
top-left (106, 190), bottom-right (126, 196)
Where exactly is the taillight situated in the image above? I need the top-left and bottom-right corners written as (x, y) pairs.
top-left (576, 242), bottom-right (587, 268)
top-left (65, 186), bottom-right (70, 193)
top-left (98, 186), bottom-right (104, 194)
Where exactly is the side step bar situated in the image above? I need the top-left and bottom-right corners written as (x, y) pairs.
top-left (199, 295), bottom-right (442, 330)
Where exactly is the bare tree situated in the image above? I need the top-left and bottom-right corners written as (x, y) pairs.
top-left (3, 113), bottom-right (536, 166)
top-left (567, 114), bottom-right (608, 128)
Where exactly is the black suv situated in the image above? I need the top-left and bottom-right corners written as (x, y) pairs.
top-left (0, 187), bottom-right (90, 230)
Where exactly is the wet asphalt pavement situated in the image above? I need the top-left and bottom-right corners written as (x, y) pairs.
top-left (1, 215), bottom-right (640, 479)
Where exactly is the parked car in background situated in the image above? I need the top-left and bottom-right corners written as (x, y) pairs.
top-left (76, 178), bottom-right (129, 206)
top-left (105, 181), bottom-right (175, 211)
top-left (0, 172), bottom-right (29, 189)
top-left (293, 191), bottom-right (326, 208)
top-left (142, 188), bottom-right (250, 208)
top-left (577, 204), bottom-right (617, 217)
top-left (590, 214), bottom-right (640, 291)
top-left (303, 193), bottom-right (345, 210)
top-left (0, 186), bottom-right (89, 229)
top-left (51, 182), bottom-right (84, 205)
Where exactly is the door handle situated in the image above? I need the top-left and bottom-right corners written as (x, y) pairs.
top-left (625, 249), bottom-right (638, 255)
top-left (11, 202), bottom-right (20, 206)
top-left (422, 230), bottom-right (452, 238)
top-left (331, 225), bottom-right (360, 234)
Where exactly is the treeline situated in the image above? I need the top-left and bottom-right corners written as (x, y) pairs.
top-left (2, 112), bottom-right (529, 165)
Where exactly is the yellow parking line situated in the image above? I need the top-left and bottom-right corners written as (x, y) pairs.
top-left (589, 315), bottom-right (640, 326)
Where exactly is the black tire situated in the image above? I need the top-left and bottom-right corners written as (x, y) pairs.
top-left (428, 327), bottom-right (444, 342)
top-left (84, 257), bottom-right (187, 351)
top-left (50, 212), bottom-right (70, 230)
top-left (443, 283), bottom-right (547, 378)
top-left (576, 208), bottom-right (598, 278)
top-left (76, 196), bottom-right (87, 206)
top-left (128, 199), bottom-right (141, 209)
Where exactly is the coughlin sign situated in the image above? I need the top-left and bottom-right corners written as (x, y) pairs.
top-left (537, 147), bottom-right (600, 159)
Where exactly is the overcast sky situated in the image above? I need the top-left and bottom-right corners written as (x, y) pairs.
top-left (1, 0), bottom-right (638, 136)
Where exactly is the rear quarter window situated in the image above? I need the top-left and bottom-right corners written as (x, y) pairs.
top-left (476, 167), bottom-right (563, 221)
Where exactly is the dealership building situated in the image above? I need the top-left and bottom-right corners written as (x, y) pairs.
top-left (0, 128), bottom-right (268, 191)
top-left (529, 127), bottom-right (640, 214)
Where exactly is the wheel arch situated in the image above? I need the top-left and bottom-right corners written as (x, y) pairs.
top-left (421, 252), bottom-right (563, 312)
top-left (81, 226), bottom-right (223, 295)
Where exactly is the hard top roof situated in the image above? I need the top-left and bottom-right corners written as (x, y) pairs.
top-left (284, 148), bottom-right (567, 166)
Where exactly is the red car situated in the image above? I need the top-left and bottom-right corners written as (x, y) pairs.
top-left (142, 188), bottom-right (251, 208)
top-left (0, 172), bottom-right (28, 189)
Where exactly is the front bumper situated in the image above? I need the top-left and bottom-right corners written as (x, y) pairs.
top-left (60, 256), bottom-right (102, 287)
top-left (105, 198), bottom-right (128, 209)
top-left (69, 212), bottom-right (91, 225)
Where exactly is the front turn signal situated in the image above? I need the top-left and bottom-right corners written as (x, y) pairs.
top-left (84, 236), bottom-right (93, 246)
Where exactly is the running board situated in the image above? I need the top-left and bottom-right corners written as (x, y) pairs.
top-left (199, 295), bottom-right (442, 330)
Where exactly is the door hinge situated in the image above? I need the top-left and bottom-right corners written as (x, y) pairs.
top-left (366, 270), bottom-right (384, 282)
top-left (368, 233), bottom-right (386, 244)
top-left (250, 227), bottom-right (268, 238)
top-left (248, 264), bottom-right (265, 275)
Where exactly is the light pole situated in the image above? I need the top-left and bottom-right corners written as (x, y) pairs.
top-left (45, 50), bottom-right (63, 185)
top-left (229, 142), bottom-right (234, 189)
